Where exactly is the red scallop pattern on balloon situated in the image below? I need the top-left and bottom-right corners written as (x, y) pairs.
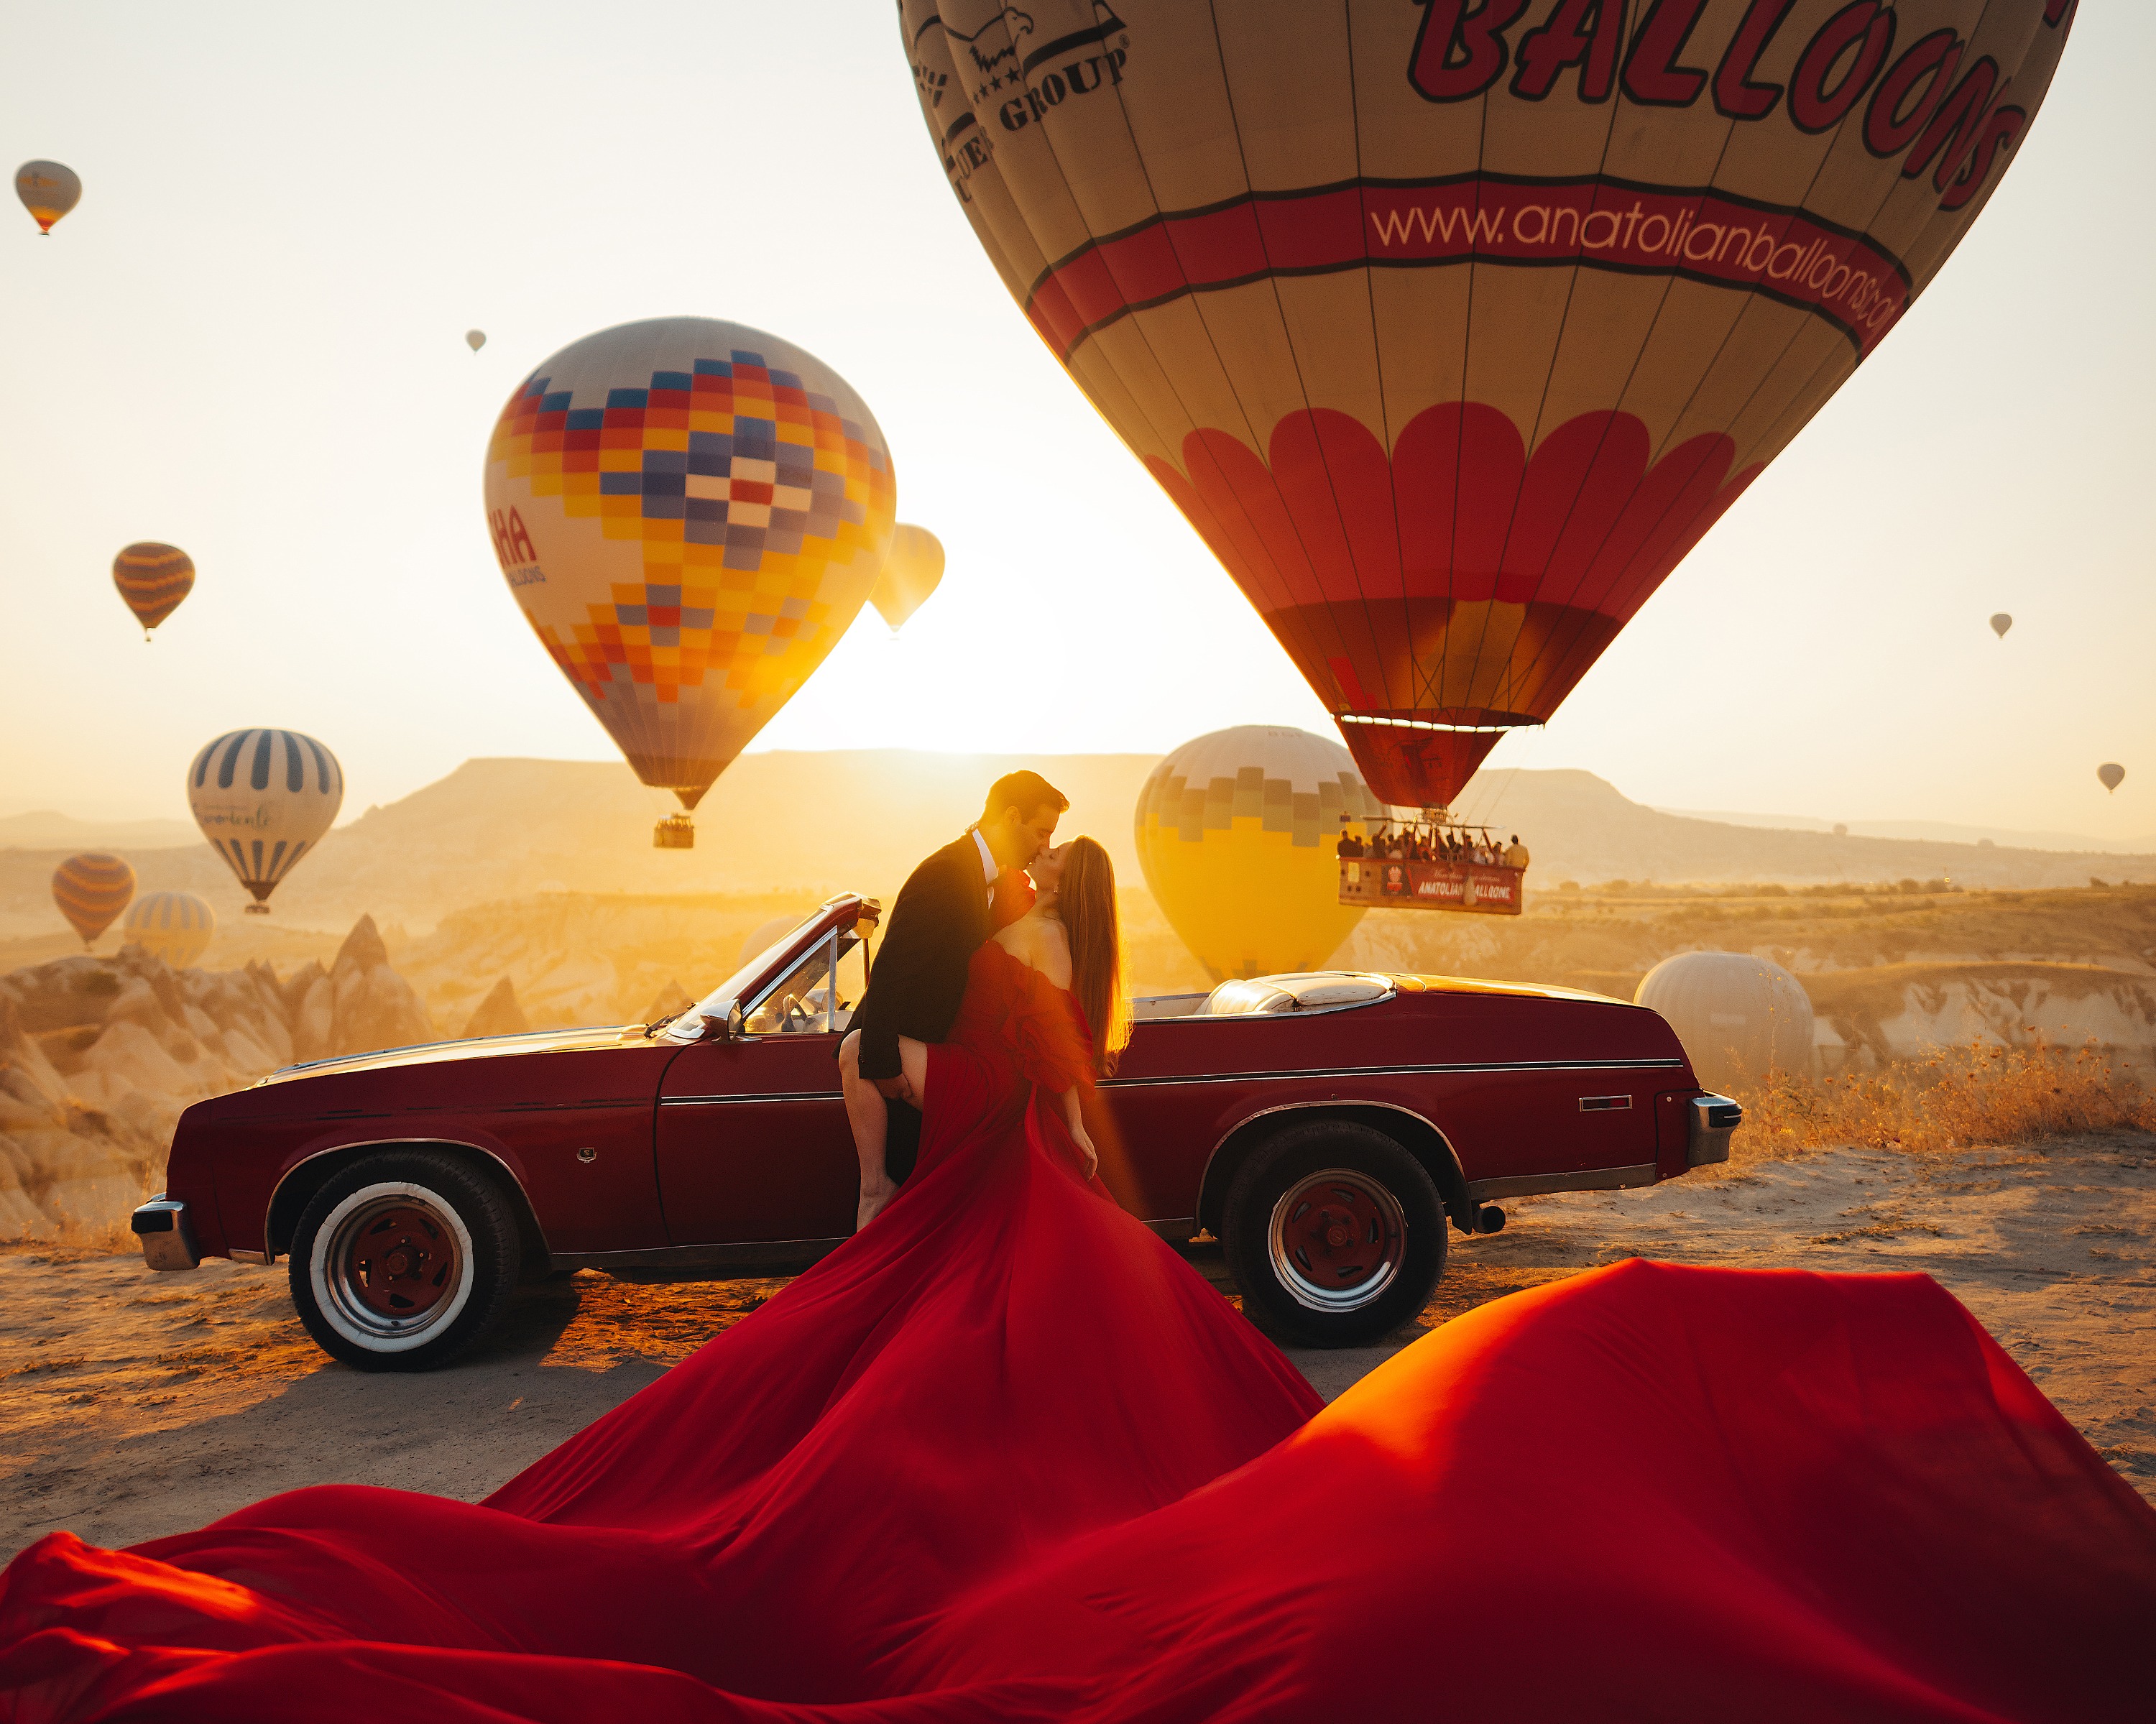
top-left (1146, 403), bottom-right (1761, 804)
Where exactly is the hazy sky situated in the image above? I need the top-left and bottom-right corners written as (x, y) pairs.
top-left (1, 2), bottom-right (2148, 839)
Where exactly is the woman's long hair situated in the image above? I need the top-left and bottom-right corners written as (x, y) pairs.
top-left (1059, 836), bottom-right (1130, 1074)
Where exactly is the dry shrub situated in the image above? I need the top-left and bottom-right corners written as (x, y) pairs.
top-left (1732, 1038), bottom-right (2156, 1156)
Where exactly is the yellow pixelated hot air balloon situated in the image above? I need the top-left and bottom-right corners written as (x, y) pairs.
top-left (15, 161), bottom-right (80, 234)
top-left (484, 317), bottom-right (898, 847)
top-left (187, 728), bottom-right (344, 914)
top-left (869, 523), bottom-right (945, 632)
top-left (1135, 726), bottom-right (1378, 982)
top-left (122, 891), bottom-right (217, 969)
top-left (51, 853), bottom-right (135, 949)
top-left (900, 2), bottom-right (2076, 808)
top-left (112, 542), bottom-right (195, 640)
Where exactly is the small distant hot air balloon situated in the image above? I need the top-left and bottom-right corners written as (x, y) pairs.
top-left (187, 728), bottom-right (344, 914)
top-left (484, 317), bottom-right (897, 848)
top-left (1135, 726), bottom-right (1378, 982)
top-left (901, 3), bottom-right (2077, 807)
top-left (112, 542), bottom-right (195, 640)
top-left (2099, 763), bottom-right (2126, 794)
top-left (51, 852), bottom-right (135, 949)
top-left (15, 161), bottom-right (80, 234)
top-left (122, 890), bottom-right (217, 969)
top-left (869, 524), bottom-right (945, 633)
top-left (1990, 614), bottom-right (2013, 640)
top-left (466, 330), bottom-right (487, 352)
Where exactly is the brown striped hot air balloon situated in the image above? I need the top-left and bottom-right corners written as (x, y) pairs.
top-left (51, 852), bottom-right (136, 949)
top-left (112, 543), bottom-right (195, 640)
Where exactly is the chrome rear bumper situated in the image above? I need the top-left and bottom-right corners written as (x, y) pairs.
top-left (1688, 1094), bottom-right (1743, 1167)
top-left (131, 1196), bottom-right (201, 1271)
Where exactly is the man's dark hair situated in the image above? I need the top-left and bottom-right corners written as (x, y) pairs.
top-left (983, 769), bottom-right (1069, 823)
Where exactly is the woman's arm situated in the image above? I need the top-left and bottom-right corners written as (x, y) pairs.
top-left (1059, 1086), bottom-right (1097, 1181)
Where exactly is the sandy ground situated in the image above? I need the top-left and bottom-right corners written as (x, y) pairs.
top-left (4, 1132), bottom-right (2150, 1563)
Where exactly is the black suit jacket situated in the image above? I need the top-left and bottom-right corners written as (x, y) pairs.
top-left (852, 834), bottom-right (992, 1084)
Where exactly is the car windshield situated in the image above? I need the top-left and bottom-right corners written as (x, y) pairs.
top-left (663, 915), bottom-right (821, 1042)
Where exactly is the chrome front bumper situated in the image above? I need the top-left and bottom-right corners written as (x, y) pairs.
top-left (131, 1196), bottom-right (201, 1271)
top-left (1687, 1094), bottom-right (1743, 1167)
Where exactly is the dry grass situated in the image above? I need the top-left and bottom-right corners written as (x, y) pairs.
top-left (1731, 1038), bottom-right (2156, 1156)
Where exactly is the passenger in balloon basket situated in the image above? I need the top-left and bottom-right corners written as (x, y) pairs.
top-left (838, 770), bottom-right (1067, 1229)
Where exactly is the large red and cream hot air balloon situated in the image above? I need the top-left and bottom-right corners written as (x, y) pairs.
top-left (900, 1), bottom-right (2075, 807)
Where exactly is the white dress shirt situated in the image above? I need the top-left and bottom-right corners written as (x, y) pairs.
top-left (971, 827), bottom-right (998, 906)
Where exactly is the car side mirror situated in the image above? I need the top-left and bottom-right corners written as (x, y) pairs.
top-left (704, 1000), bottom-right (745, 1041)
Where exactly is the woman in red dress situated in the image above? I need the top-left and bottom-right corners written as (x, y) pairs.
top-left (2, 843), bottom-right (2151, 1720)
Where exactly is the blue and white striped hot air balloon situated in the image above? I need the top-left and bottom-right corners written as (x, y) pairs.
top-left (122, 890), bottom-right (218, 968)
top-left (185, 729), bottom-right (344, 915)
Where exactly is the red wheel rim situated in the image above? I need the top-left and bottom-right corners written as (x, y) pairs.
top-left (1267, 1169), bottom-right (1406, 1313)
top-left (344, 1202), bottom-right (460, 1318)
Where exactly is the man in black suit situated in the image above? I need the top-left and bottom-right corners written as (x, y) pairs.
top-left (838, 770), bottom-right (1067, 1227)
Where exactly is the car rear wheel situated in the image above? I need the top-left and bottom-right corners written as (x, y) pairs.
top-left (289, 1149), bottom-right (522, 1371)
top-left (1223, 1120), bottom-right (1446, 1347)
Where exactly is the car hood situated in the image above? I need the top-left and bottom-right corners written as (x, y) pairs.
top-left (255, 1022), bottom-right (658, 1086)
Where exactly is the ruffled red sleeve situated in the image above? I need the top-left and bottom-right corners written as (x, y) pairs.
top-left (954, 943), bottom-right (1094, 1094)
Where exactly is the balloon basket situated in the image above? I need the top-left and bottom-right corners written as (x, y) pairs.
top-left (654, 814), bottom-right (696, 850)
top-left (1336, 813), bottom-right (1526, 917)
top-left (244, 903), bottom-right (271, 916)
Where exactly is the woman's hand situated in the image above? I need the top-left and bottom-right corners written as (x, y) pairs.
top-left (1069, 1123), bottom-right (1099, 1182)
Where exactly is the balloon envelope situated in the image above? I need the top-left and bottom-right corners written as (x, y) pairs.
top-left (1990, 614), bottom-right (2013, 639)
top-left (122, 891), bottom-right (217, 969)
top-left (902, 2), bottom-right (2076, 806)
top-left (2099, 763), bottom-right (2125, 794)
top-left (1637, 951), bottom-right (1813, 1093)
top-left (467, 330), bottom-right (487, 352)
top-left (112, 542), bottom-right (195, 637)
top-left (15, 160), bottom-right (80, 233)
top-left (1135, 725), bottom-right (1378, 982)
top-left (187, 729), bottom-right (344, 911)
top-left (51, 852), bottom-right (134, 948)
top-left (870, 523), bottom-right (945, 632)
top-left (484, 317), bottom-right (896, 813)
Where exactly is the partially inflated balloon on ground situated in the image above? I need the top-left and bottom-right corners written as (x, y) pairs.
top-left (1135, 726), bottom-right (1378, 982)
top-left (466, 330), bottom-right (487, 352)
top-left (122, 891), bottom-right (216, 969)
top-left (484, 318), bottom-right (897, 844)
top-left (1990, 614), bottom-right (2013, 640)
top-left (112, 542), bottom-right (195, 639)
top-left (1637, 952), bottom-right (1814, 1092)
top-left (2099, 763), bottom-right (2125, 793)
top-left (870, 524), bottom-right (944, 632)
top-left (187, 729), bottom-right (344, 914)
top-left (15, 161), bottom-right (79, 234)
top-left (51, 853), bottom-right (134, 948)
top-left (902, 3), bottom-right (2076, 807)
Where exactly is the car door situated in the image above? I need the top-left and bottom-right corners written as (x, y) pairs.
top-left (654, 931), bottom-right (862, 1246)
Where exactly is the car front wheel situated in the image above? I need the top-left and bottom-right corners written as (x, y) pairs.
top-left (1222, 1120), bottom-right (1446, 1347)
top-left (289, 1149), bottom-right (522, 1371)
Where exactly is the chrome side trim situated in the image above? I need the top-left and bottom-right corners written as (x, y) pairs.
top-left (1468, 1162), bottom-right (1659, 1201)
top-left (1197, 1100), bottom-right (1469, 1225)
top-left (550, 1237), bottom-right (847, 1274)
top-left (662, 1091), bottom-right (842, 1107)
top-left (1143, 1217), bottom-right (1197, 1241)
top-left (1101, 1056), bottom-right (1685, 1091)
top-left (262, 1136), bottom-right (544, 1265)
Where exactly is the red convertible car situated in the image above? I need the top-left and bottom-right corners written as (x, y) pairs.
top-left (133, 894), bottom-right (1739, 1369)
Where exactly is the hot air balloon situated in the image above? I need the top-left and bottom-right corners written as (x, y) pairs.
top-left (900, 3), bottom-right (2075, 808)
top-left (1637, 951), bottom-right (1814, 1092)
top-left (869, 524), bottom-right (946, 632)
top-left (50, 853), bottom-right (134, 949)
top-left (1990, 613), bottom-right (2013, 639)
top-left (121, 890), bottom-right (216, 969)
top-left (466, 330), bottom-right (487, 352)
top-left (2099, 763), bottom-right (2125, 794)
top-left (112, 542), bottom-right (195, 640)
top-left (187, 728), bottom-right (344, 914)
top-left (1135, 726), bottom-right (1378, 981)
top-left (15, 161), bottom-right (80, 234)
top-left (484, 317), bottom-right (897, 847)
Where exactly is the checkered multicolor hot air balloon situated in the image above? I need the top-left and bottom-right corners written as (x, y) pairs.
top-left (1135, 727), bottom-right (1379, 982)
top-left (111, 543), bottom-right (195, 640)
top-left (51, 852), bottom-right (135, 949)
top-left (121, 891), bottom-right (217, 969)
top-left (484, 318), bottom-right (897, 847)
top-left (901, 1), bottom-right (2076, 808)
top-left (186, 729), bottom-right (344, 914)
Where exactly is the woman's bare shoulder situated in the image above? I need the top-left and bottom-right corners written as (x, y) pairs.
top-left (992, 914), bottom-right (1072, 989)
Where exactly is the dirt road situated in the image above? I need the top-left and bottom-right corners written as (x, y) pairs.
top-left (4, 1133), bottom-right (2148, 1562)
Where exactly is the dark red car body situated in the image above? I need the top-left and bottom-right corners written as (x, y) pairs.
top-left (140, 895), bottom-right (1736, 1352)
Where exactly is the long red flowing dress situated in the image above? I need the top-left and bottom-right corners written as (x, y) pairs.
top-left (3, 942), bottom-right (2152, 1721)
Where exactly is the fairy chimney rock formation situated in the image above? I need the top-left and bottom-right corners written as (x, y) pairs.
top-left (461, 977), bottom-right (528, 1040)
top-left (322, 916), bottom-right (434, 1061)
